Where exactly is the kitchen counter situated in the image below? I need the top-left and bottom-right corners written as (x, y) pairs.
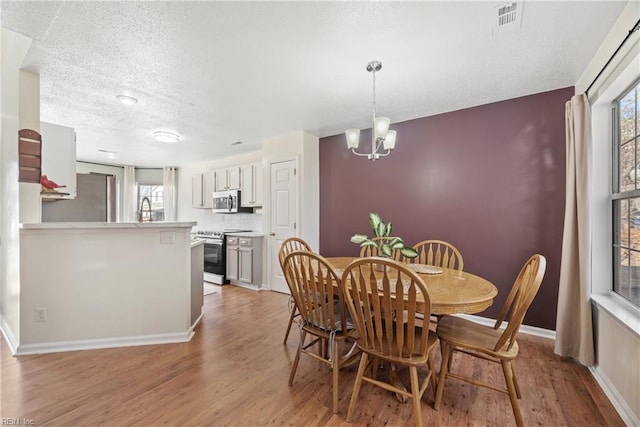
top-left (190, 237), bottom-right (205, 248)
top-left (16, 221), bottom-right (199, 355)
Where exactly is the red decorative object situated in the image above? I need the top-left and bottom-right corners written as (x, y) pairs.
top-left (41, 174), bottom-right (67, 190)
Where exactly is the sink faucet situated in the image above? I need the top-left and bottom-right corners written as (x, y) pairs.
top-left (139, 196), bottom-right (152, 222)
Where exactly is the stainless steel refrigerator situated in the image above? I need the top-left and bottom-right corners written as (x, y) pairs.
top-left (42, 173), bottom-right (117, 222)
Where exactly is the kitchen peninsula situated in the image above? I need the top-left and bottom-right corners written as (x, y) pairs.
top-left (14, 221), bottom-right (198, 355)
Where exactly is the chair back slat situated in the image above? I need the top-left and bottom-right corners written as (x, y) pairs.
top-left (283, 251), bottom-right (347, 333)
top-left (493, 254), bottom-right (546, 351)
top-left (278, 237), bottom-right (312, 269)
top-left (341, 257), bottom-right (431, 360)
top-left (412, 240), bottom-right (464, 271)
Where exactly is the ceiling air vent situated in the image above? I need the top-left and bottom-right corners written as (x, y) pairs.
top-left (492, 1), bottom-right (523, 35)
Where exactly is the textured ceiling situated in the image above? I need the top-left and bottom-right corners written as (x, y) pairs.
top-left (0, 1), bottom-right (627, 167)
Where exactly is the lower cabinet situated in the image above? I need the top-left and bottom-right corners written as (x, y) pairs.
top-left (226, 235), bottom-right (263, 288)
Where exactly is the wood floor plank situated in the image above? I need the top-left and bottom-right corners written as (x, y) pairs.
top-left (0, 285), bottom-right (626, 426)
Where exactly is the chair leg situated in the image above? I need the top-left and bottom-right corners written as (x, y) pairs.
top-left (332, 339), bottom-right (340, 414)
top-left (434, 341), bottom-right (451, 410)
top-left (501, 359), bottom-right (524, 427)
top-left (512, 362), bottom-right (522, 399)
top-left (427, 356), bottom-right (437, 395)
top-left (289, 330), bottom-right (306, 386)
top-left (409, 366), bottom-right (424, 427)
top-left (346, 353), bottom-right (368, 423)
top-left (283, 303), bottom-right (298, 344)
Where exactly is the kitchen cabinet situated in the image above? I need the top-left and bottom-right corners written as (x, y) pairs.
top-left (240, 162), bottom-right (263, 207)
top-left (40, 122), bottom-right (76, 200)
top-left (214, 166), bottom-right (241, 192)
top-left (226, 235), bottom-right (263, 288)
top-left (192, 172), bottom-right (215, 208)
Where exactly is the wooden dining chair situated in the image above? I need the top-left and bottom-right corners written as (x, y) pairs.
top-left (359, 236), bottom-right (403, 261)
top-left (434, 254), bottom-right (546, 427)
top-left (279, 237), bottom-right (312, 344)
top-left (409, 240), bottom-right (464, 326)
top-left (340, 257), bottom-right (439, 427)
top-left (282, 250), bottom-right (358, 414)
top-left (410, 239), bottom-right (464, 271)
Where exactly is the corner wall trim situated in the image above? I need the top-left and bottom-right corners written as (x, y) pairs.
top-left (589, 365), bottom-right (640, 427)
top-left (13, 331), bottom-right (193, 356)
top-left (0, 317), bottom-right (19, 355)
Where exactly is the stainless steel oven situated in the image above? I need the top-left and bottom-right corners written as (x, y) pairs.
top-left (196, 229), bottom-right (252, 284)
top-left (202, 236), bottom-right (225, 284)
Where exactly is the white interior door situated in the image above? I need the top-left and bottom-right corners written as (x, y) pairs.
top-left (269, 159), bottom-right (297, 294)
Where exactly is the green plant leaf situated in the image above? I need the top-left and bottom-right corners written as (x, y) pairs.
top-left (400, 247), bottom-right (419, 258)
top-left (369, 212), bottom-right (382, 233)
top-left (386, 222), bottom-right (392, 237)
top-left (350, 234), bottom-right (369, 244)
top-left (390, 238), bottom-right (404, 249)
top-left (376, 222), bottom-right (387, 237)
top-left (360, 240), bottom-right (377, 247)
top-left (380, 243), bottom-right (393, 257)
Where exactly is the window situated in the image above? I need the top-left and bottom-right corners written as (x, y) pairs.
top-left (613, 79), bottom-right (640, 307)
top-left (138, 184), bottom-right (164, 222)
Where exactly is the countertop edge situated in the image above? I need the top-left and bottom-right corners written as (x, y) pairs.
top-left (20, 221), bottom-right (197, 230)
top-left (225, 232), bottom-right (265, 237)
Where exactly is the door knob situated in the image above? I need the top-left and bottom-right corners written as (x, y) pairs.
top-left (270, 232), bottom-right (276, 236)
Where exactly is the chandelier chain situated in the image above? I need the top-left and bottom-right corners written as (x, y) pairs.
top-left (372, 68), bottom-right (377, 126)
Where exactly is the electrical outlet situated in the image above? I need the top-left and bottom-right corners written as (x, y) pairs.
top-left (160, 231), bottom-right (175, 244)
top-left (35, 307), bottom-right (47, 322)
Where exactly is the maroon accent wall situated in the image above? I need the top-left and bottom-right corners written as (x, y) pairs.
top-left (319, 87), bottom-right (573, 331)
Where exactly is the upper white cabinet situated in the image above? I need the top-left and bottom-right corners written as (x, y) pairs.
top-left (214, 166), bottom-right (241, 192)
top-left (192, 172), bottom-right (215, 208)
top-left (240, 162), bottom-right (263, 207)
top-left (40, 122), bottom-right (76, 199)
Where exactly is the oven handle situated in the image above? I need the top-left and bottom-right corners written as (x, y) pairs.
top-left (203, 238), bottom-right (224, 245)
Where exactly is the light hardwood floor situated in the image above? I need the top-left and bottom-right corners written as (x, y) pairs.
top-left (1, 285), bottom-right (624, 426)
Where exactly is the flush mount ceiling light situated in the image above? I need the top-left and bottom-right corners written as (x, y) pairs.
top-left (115, 94), bottom-right (138, 105)
top-left (345, 60), bottom-right (397, 161)
top-left (98, 149), bottom-right (117, 159)
top-left (153, 131), bottom-right (180, 143)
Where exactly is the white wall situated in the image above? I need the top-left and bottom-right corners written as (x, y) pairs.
top-left (0, 28), bottom-right (32, 350)
top-left (575, 2), bottom-right (640, 424)
top-left (262, 130), bottom-right (320, 250)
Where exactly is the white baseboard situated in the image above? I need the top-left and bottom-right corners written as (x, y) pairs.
top-left (589, 365), bottom-right (640, 427)
top-left (13, 331), bottom-right (194, 356)
top-left (191, 312), bottom-right (204, 330)
top-left (0, 317), bottom-right (19, 355)
top-left (456, 313), bottom-right (557, 340)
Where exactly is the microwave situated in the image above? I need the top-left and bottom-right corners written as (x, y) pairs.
top-left (212, 190), bottom-right (252, 213)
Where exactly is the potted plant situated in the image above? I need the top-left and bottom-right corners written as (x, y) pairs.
top-left (351, 212), bottom-right (419, 260)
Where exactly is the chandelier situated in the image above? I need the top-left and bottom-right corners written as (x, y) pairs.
top-left (345, 60), bottom-right (396, 161)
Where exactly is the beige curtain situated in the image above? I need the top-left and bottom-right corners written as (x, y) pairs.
top-left (554, 94), bottom-right (595, 366)
top-left (122, 165), bottom-right (137, 222)
top-left (163, 166), bottom-right (177, 222)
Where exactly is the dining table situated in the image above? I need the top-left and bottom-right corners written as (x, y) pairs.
top-left (326, 256), bottom-right (499, 403)
top-left (326, 257), bottom-right (498, 316)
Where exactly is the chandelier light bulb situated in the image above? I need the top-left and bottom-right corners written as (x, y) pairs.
top-left (346, 129), bottom-right (360, 149)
